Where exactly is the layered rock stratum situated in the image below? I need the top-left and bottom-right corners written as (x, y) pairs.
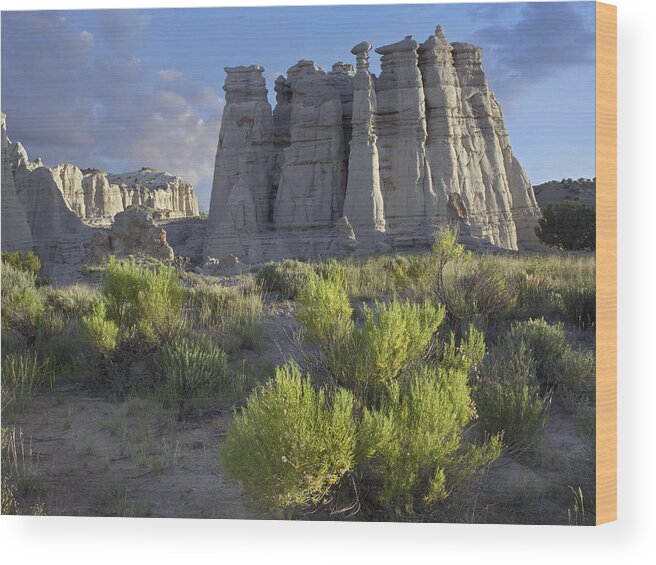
top-left (204, 26), bottom-right (542, 266)
top-left (1, 113), bottom-right (200, 278)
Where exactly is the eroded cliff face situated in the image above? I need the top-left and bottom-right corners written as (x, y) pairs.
top-left (1, 113), bottom-right (33, 252)
top-left (1, 115), bottom-right (198, 279)
top-left (2, 123), bottom-right (199, 227)
top-left (205, 25), bottom-right (541, 266)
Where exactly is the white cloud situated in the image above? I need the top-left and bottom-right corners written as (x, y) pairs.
top-left (159, 69), bottom-right (184, 81)
top-left (80, 30), bottom-right (93, 42)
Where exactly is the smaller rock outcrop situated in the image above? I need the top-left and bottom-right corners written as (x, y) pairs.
top-left (91, 207), bottom-right (174, 262)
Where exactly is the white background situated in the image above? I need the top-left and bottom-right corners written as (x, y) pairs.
top-left (0, 0), bottom-right (654, 562)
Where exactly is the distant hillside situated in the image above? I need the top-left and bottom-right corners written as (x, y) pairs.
top-left (533, 178), bottom-right (596, 210)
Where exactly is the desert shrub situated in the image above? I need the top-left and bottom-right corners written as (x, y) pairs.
top-left (222, 363), bottom-right (357, 516)
top-left (41, 284), bottom-right (101, 320)
top-left (1, 251), bottom-right (41, 275)
top-left (1, 262), bottom-right (45, 348)
top-left (85, 258), bottom-right (185, 350)
top-left (506, 318), bottom-right (568, 387)
top-left (474, 342), bottom-right (552, 457)
top-left (156, 335), bottom-right (229, 403)
top-left (558, 278), bottom-right (596, 329)
top-left (298, 271), bottom-right (444, 392)
top-left (455, 258), bottom-right (520, 329)
top-left (82, 300), bottom-right (119, 358)
top-left (255, 260), bottom-right (312, 299)
top-left (357, 366), bottom-right (501, 515)
top-left (41, 333), bottom-right (87, 380)
top-left (1, 351), bottom-right (51, 414)
top-left (341, 300), bottom-right (444, 390)
top-left (438, 324), bottom-right (487, 374)
top-left (296, 269), bottom-right (354, 347)
top-left (551, 348), bottom-right (596, 411)
top-left (536, 200), bottom-right (595, 251)
top-left (185, 284), bottom-right (264, 351)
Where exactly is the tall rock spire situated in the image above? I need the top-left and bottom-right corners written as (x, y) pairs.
top-left (343, 41), bottom-right (386, 236)
top-left (374, 36), bottom-right (437, 229)
top-left (204, 65), bottom-right (277, 261)
top-left (1, 113), bottom-right (33, 252)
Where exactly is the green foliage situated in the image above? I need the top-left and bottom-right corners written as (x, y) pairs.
top-left (439, 325), bottom-right (487, 374)
top-left (358, 366), bottom-right (501, 514)
top-left (296, 269), bottom-right (354, 346)
top-left (551, 348), bottom-right (596, 411)
top-left (340, 300), bottom-right (444, 390)
top-left (185, 283), bottom-right (264, 351)
top-left (1, 251), bottom-right (41, 275)
top-left (1, 351), bottom-right (51, 414)
top-left (1, 262), bottom-right (45, 347)
top-left (156, 335), bottom-right (229, 403)
top-left (41, 334), bottom-right (87, 380)
top-left (82, 300), bottom-right (119, 358)
top-left (255, 259), bottom-right (312, 299)
top-left (507, 318), bottom-right (568, 387)
top-left (298, 270), bottom-right (444, 391)
top-left (222, 363), bottom-right (357, 516)
top-left (83, 258), bottom-right (185, 355)
top-left (41, 284), bottom-right (101, 320)
top-left (474, 342), bottom-right (552, 457)
top-left (536, 200), bottom-right (595, 251)
top-left (558, 277), bottom-right (596, 329)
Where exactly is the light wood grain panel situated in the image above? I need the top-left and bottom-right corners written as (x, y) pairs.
top-left (595, 1), bottom-right (617, 526)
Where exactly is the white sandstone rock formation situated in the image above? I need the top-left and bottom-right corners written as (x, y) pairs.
top-left (343, 41), bottom-right (386, 237)
top-left (1, 113), bottom-right (33, 252)
top-left (204, 26), bottom-right (541, 268)
top-left (204, 65), bottom-right (277, 262)
top-left (375, 36), bottom-right (437, 230)
top-left (273, 60), bottom-right (348, 229)
top-left (91, 206), bottom-right (175, 263)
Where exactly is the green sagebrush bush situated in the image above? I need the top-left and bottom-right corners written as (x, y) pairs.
top-left (474, 342), bottom-right (552, 457)
top-left (551, 348), bottom-right (596, 411)
top-left (223, 362), bottom-right (500, 518)
top-left (41, 284), bottom-right (101, 320)
top-left (255, 259), bottom-right (312, 299)
top-left (558, 278), bottom-right (596, 329)
top-left (506, 318), bottom-right (568, 387)
top-left (82, 300), bottom-right (119, 358)
top-left (358, 366), bottom-right (501, 514)
top-left (297, 270), bottom-right (444, 390)
top-left (1, 262), bottom-right (45, 348)
top-left (156, 335), bottom-right (229, 403)
top-left (83, 258), bottom-right (185, 356)
top-left (222, 363), bottom-right (357, 516)
top-left (1, 351), bottom-right (51, 414)
top-left (430, 228), bottom-right (519, 333)
top-left (185, 283), bottom-right (264, 351)
top-left (1, 251), bottom-right (41, 276)
top-left (535, 200), bottom-right (595, 251)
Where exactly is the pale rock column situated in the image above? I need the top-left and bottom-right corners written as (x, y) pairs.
top-left (273, 60), bottom-right (347, 229)
top-left (374, 36), bottom-right (437, 229)
top-left (1, 113), bottom-right (33, 251)
top-left (418, 26), bottom-right (462, 224)
top-left (204, 65), bottom-right (277, 260)
top-left (451, 42), bottom-right (517, 249)
top-left (343, 41), bottom-right (386, 236)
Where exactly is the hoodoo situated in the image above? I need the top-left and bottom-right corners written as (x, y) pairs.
top-left (204, 25), bottom-right (541, 266)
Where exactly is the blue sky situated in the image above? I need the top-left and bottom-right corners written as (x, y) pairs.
top-left (1, 2), bottom-right (596, 211)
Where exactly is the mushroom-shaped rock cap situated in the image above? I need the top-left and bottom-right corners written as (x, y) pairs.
top-left (224, 64), bottom-right (264, 74)
top-left (375, 35), bottom-right (418, 55)
top-left (351, 41), bottom-right (372, 55)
